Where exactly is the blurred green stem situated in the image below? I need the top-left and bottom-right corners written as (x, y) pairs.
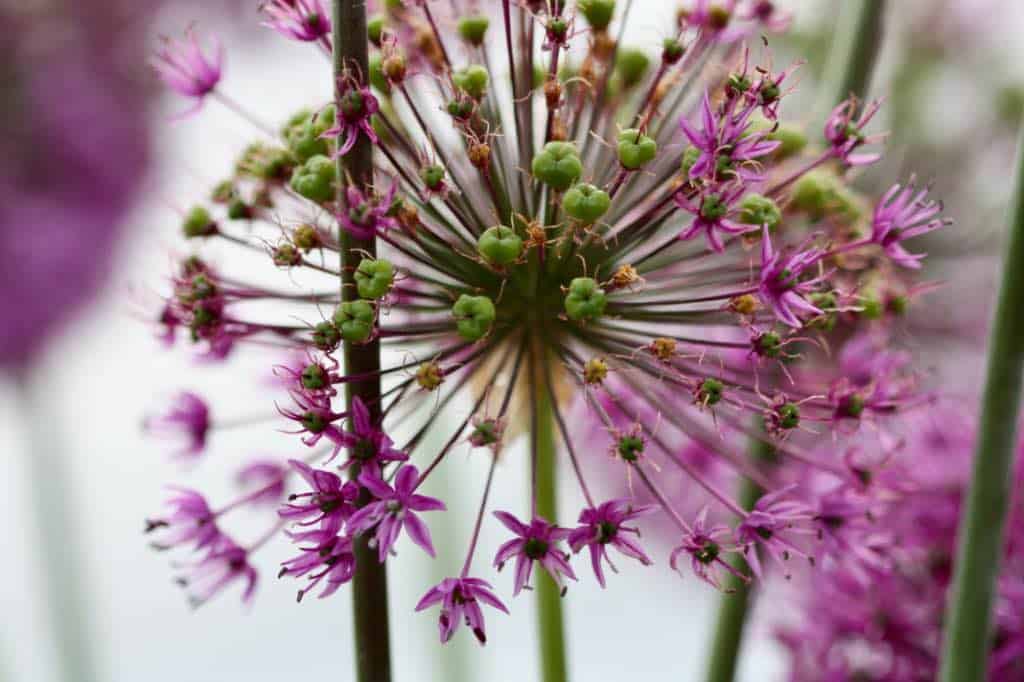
top-left (817, 0), bottom-right (887, 119)
top-left (535, 357), bottom-right (568, 682)
top-left (702, 439), bottom-right (769, 682)
top-left (332, 2), bottom-right (392, 681)
top-left (938, 123), bottom-right (1024, 682)
top-left (16, 372), bottom-right (99, 682)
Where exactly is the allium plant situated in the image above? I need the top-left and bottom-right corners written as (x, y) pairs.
top-left (144, 0), bottom-right (947, 666)
top-left (778, 409), bottom-right (1024, 681)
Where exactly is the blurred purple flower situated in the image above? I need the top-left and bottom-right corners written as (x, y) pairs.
top-left (143, 391), bottom-right (211, 458)
top-left (152, 28), bottom-right (223, 116)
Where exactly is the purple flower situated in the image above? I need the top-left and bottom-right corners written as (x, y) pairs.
top-left (333, 396), bottom-right (409, 474)
top-left (235, 460), bottom-right (288, 506)
top-left (278, 459), bottom-right (359, 532)
top-left (145, 487), bottom-right (220, 551)
top-left (2, 2), bottom-right (153, 370)
top-left (675, 183), bottom-right (751, 252)
top-left (824, 97), bottom-right (884, 167)
top-left (735, 486), bottom-right (816, 579)
top-left (152, 29), bottom-right (223, 116)
top-left (415, 577), bottom-right (509, 645)
top-left (277, 391), bottom-right (349, 458)
top-left (679, 90), bottom-right (780, 183)
top-left (568, 499), bottom-right (656, 587)
top-left (339, 182), bottom-right (400, 240)
top-left (870, 179), bottom-right (948, 269)
top-left (261, 0), bottom-right (332, 43)
top-left (669, 508), bottom-right (746, 591)
top-left (143, 391), bottom-right (211, 458)
top-left (279, 528), bottom-right (356, 601)
top-left (177, 536), bottom-right (258, 607)
top-left (759, 228), bottom-right (829, 328)
top-left (493, 511), bottom-right (576, 596)
top-left (347, 465), bottom-right (445, 561)
top-left (322, 85), bottom-right (380, 157)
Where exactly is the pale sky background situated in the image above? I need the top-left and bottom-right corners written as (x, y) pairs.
top-left (4, 2), bottom-right (1024, 681)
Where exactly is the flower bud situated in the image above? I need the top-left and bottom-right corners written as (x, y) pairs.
top-left (312, 321), bottom-right (341, 351)
top-left (616, 434), bottom-right (644, 462)
top-left (416, 361), bottom-right (445, 391)
top-left (649, 337), bottom-right (677, 361)
top-left (367, 14), bottom-right (387, 46)
top-left (382, 53), bottom-right (407, 84)
top-left (565, 277), bottom-right (607, 321)
top-left (578, 0), bottom-right (616, 31)
top-left (452, 295), bottom-right (496, 341)
top-left (183, 206), bottom-right (216, 238)
top-left (369, 54), bottom-right (391, 94)
top-left (563, 183), bottom-right (611, 224)
top-left (458, 15), bottom-right (490, 45)
top-left (531, 141), bottom-right (582, 191)
top-left (738, 194), bottom-right (781, 231)
top-left (662, 38), bottom-right (684, 64)
top-left (617, 128), bottom-right (657, 170)
top-left (477, 225), bottom-right (524, 267)
top-left (468, 141), bottom-right (491, 169)
top-left (272, 242), bottom-right (302, 268)
top-left (333, 300), bottom-right (375, 343)
top-left (355, 258), bottom-right (395, 300)
top-left (420, 164), bottom-right (447, 192)
top-left (292, 224), bottom-right (323, 252)
top-left (695, 378), bottom-right (724, 406)
top-left (290, 155), bottom-right (338, 203)
top-left (615, 48), bottom-right (650, 89)
top-left (583, 357), bottom-right (608, 385)
top-left (453, 65), bottom-right (489, 101)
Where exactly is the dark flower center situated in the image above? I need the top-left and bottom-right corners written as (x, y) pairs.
top-left (524, 537), bottom-right (550, 559)
top-left (694, 541), bottom-right (720, 564)
top-left (354, 438), bottom-right (377, 460)
top-left (596, 521), bottom-right (618, 544)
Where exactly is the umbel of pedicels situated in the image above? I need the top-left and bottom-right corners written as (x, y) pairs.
top-left (144, 0), bottom-right (948, 645)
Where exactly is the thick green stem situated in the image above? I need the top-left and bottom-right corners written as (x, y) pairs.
top-left (702, 439), bottom-right (770, 682)
top-left (938, 124), bottom-right (1024, 681)
top-left (332, 2), bottom-right (391, 681)
top-left (16, 373), bottom-right (100, 682)
top-left (534, 356), bottom-right (569, 682)
top-left (816, 0), bottom-right (887, 119)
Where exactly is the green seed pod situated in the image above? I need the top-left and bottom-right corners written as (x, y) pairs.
top-left (458, 15), bottom-right (490, 45)
top-left (285, 118), bottom-right (329, 164)
top-left (531, 141), bottom-right (582, 191)
top-left (227, 197), bottom-right (252, 220)
top-left (615, 48), bottom-right (650, 88)
top-left (617, 128), bottom-right (657, 169)
top-left (616, 434), bottom-right (644, 462)
top-left (183, 206), bottom-right (216, 238)
top-left (452, 294), bottom-right (496, 341)
top-left (301, 363), bottom-right (328, 390)
top-left (420, 164), bottom-right (447, 191)
top-left (367, 14), bottom-right (387, 46)
top-left (211, 180), bottom-right (235, 203)
top-left (369, 54), bottom-right (391, 95)
top-left (562, 183), bottom-right (611, 224)
top-left (697, 378), bottom-right (724, 406)
top-left (355, 258), bottom-right (395, 300)
top-left (766, 125), bottom-right (807, 159)
top-left (453, 65), bottom-right (489, 101)
top-left (312, 321), bottom-right (341, 351)
top-left (776, 402), bottom-right (800, 429)
top-left (333, 300), bottom-right (376, 343)
top-left (477, 225), bottom-right (524, 267)
top-left (564, 277), bottom-right (607, 321)
top-left (738, 194), bottom-right (782, 231)
top-left (289, 155), bottom-right (338, 203)
top-left (662, 37), bottom-right (685, 64)
top-left (578, 0), bottom-right (616, 30)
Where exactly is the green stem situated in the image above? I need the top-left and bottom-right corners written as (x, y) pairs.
top-left (938, 123), bottom-right (1024, 681)
top-left (816, 0), bottom-right (887, 119)
top-left (16, 372), bottom-right (100, 682)
top-left (702, 439), bottom-right (770, 682)
top-left (332, 2), bottom-right (392, 681)
top-left (534, 352), bottom-right (569, 682)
